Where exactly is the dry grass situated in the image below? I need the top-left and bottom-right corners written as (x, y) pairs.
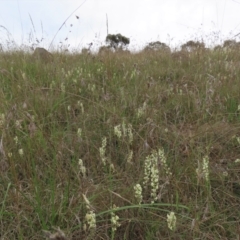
top-left (0, 44), bottom-right (240, 239)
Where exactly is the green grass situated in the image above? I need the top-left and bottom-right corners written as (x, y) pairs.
top-left (0, 46), bottom-right (240, 239)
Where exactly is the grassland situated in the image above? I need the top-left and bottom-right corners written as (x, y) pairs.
top-left (0, 46), bottom-right (240, 239)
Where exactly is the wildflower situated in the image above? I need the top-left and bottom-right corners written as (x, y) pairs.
top-left (143, 154), bottom-right (152, 187)
top-left (85, 211), bottom-right (96, 229)
top-left (109, 163), bottom-right (115, 172)
top-left (84, 205), bottom-right (97, 239)
top-left (14, 136), bottom-right (18, 145)
top-left (158, 148), bottom-right (172, 177)
top-left (67, 105), bottom-right (71, 111)
top-left (202, 155), bottom-right (209, 181)
top-left (127, 150), bottom-right (133, 163)
top-left (114, 123), bottom-right (133, 144)
top-left (114, 125), bottom-right (122, 139)
top-left (136, 102), bottom-right (147, 118)
top-left (150, 165), bottom-right (159, 203)
top-left (134, 184), bottom-right (143, 204)
top-left (79, 159), bottom-right (86, 178)
top-left (88, 84), bottom-right (96, 92)
top-left (110, 205), bottom-right (121, 232)
top-left (21, 72), bottom-right (27, 81)
top-left (77, 128), bottom-right (82, 138)
top-left (235, 159), bottom-right (240, 163)
top-left (77, 101), bottom-right (84, 113)
top-left (167, 211), bottom-right (177, 231)
top-left (143, 150), bottom-right (159, 203)
top-left (15, 120), bottom-right (22, 129)
top-left (143, 148), bottom-right (171, 203)
top-left (196, 155), bottom-right (210, 183)
top-left (18, 149), bottom-right (24, 156)
top-left (99, 137), bottom-right (107, 166)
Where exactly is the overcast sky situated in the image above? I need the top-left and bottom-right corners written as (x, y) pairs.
top-left (1, 0), bottom-right (240, 52)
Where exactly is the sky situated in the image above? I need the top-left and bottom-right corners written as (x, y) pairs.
top-left (1, 0), bottom-right (240, 52)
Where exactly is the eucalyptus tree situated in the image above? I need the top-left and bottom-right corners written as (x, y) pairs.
top-left (105, 33), bottom-right (130, 50)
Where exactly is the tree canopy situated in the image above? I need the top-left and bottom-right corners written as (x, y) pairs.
top-left (181, 40), bottom-right (205, 51)
top-left (143, 41), bottom-right (170, 52)
top-left (106, 33), bottom-right (130, 50)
